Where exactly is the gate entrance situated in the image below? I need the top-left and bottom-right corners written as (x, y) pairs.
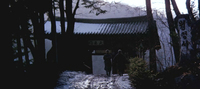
top-left (92, 55), bottom-right (106, 75)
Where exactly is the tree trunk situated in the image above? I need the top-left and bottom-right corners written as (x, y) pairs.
top-left (66, 0), bottom-right (75, 35)
top-left (49, 0), bottom-right (58, 63)
top-left (198, 0), bottom-right (200, 18)
top-left (63, 0), bottom-right (80, 70)
top-left (6, 0), bottom-right (14, 67)
top-left (21, 19), bottom-right (30, 66)
top-left (171, 0), bottom-right (180, 16)
top-left (20, 8), bottom-right (30, 66)
top-left (16, 29), bottom-right (23, 69)
top-left (26, 36), bottom-right (37, 60)
top-left (31, 12), bottom-right (45, 64)
top-left (5, 1), bottom-right (15, 88)
top-left (38, 12), bottom-right (46, 64)
top-left (31, 14), bottom-right (40, 64)
top-left (59, 0), bottom-right (65, 34)
top-left (146, 0), bottom-right (157, 73)
top-left (23, 38), bottom-right (30, 66)
top-left (186, 0), bottom-right (196, 23)
top-left (65, 0), bottom-right (80, 35)
top-left (165, 0), bottom-right (180, 63)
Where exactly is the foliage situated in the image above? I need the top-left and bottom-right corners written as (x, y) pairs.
top-left (128, 57), bottom-right (157, 89)
top-left (82, 0), bottom-right (107, 15)
top-left (128, 57), bottom-right (200, 89)
top-left (155, 60), bottom-right (200, 89)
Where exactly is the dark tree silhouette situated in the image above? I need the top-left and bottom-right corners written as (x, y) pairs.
top-left (146, 0), bottom-right (157, 72)
top-left (66, 0), bottom-right (74, 35)
top-left (165, 0), bottom-right (180, 63)
top-left (65, 0), bottom-right (80, 35)
top-left (171, 0), bottom-right (180, 16)
top-left (186, 0), bottom-right (196, 22)
top-left (7, 0), bottom-right (52, 66)
top-left (199, 0), bottom-right (200, 17)
top-left (5, 2), bottom-right (16, 88)
top-left (49, 0), bottom-right (58, 63)
top-left (59, 0), bottom-right (65, 34)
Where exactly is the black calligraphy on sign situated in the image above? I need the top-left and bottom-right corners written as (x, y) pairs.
top-left (181, 31), bottom-right (187, 39)
top-left (88, 40), bottom-right (104, 46)
top-left (179, 20), bottom-right (185, 30)
top-left (179, 20), bottom-right (188, 46)
top-left (178, 16), bottom-right (193, 56)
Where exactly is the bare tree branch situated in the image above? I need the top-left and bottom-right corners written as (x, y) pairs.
top-left (186, 0), bottom-right (196, 22)
top-left (73, 0), bottom-right (80, 16)
top-left (171, 0), bottom-right (180, 16)
top-left (82, 0), bottom-right (107, 16)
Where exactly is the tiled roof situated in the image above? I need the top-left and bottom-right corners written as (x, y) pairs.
top-left (45, 16), bottom-right (149, 35)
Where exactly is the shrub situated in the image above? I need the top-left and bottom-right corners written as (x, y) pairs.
top-left (128, 57), bottom-right (157, 89)
top-left (128, 57), bottom-right (200, 89)
top-left (156, 61), bottom-right (200, 89)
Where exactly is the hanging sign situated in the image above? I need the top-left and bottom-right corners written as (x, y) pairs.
top-left (177, 16), bottom-right (192, 57)
top-left (88, 40), bottom-right (104, 46)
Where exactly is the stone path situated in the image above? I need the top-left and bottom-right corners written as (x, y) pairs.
top-left (55, 71), bottom-right (134, 89)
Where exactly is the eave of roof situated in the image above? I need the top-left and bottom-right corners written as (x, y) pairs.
top-left (45, 15), bottom-right (149, 35)
top-left (74, 16), bottom-right (148, 23)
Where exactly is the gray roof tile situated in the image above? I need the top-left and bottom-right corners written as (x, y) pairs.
top-left (45, 16), bottom-right (149, 35)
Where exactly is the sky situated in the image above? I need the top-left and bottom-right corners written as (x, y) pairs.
top-left (104, 0), bottom-right (198, 14)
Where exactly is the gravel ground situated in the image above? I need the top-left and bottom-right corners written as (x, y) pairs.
top-left (55, 71), bottom-right (134, 89)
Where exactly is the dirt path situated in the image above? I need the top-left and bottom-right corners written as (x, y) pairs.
top-left (55, 71), bottom-right (134, 89)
